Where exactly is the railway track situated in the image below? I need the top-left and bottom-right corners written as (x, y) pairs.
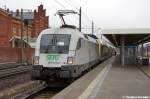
top-left (0, 65), bottom-right (31, 79)
top-left (0, 64), bottom-right (63, 99)
top-left (25, 79), bottom-right (69, 99)
top-left (0, 81), bottom-right (47, 99)
top-left (0, 80), bottom-right (63, 99)
top-left (0, 63), bottom-right (20, 70)
top-left (27, 87), bottom-right (62, 99)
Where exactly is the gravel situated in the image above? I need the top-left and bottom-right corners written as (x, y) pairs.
top-left (0, 71), bottom-right (31, 91)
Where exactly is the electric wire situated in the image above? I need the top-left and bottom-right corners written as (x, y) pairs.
top-left (70, 0), bottom-right (81, 8)
top-left (63, 0), bottom-right (92, 24)
top-left (64, 0), bottom-right (79, 10)
top-left (54, 0), bottom-right (68, 10)
top-left (53, 0), bottom-right (100, 33)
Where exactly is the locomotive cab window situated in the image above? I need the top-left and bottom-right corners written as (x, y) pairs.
top-left (40, 34), bottom-right (71, 54)
top-left (76, 38), bottom-right (82, 50)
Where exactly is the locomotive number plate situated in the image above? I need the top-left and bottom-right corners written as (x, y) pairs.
top-left (47, 54), bottom-right (60, 62)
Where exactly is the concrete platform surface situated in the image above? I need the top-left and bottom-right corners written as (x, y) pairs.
top-left (92, 63), bottom-right (150, 99)
top-left (137, 65), bottom-right (150, 78)
top-left (52, 56), bottom-right (150, 99)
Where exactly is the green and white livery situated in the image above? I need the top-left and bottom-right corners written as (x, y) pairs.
top-left (32, 26), bottom-right (115, 80)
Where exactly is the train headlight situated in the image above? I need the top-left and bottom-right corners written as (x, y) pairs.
top-left (67, 57), bottom-right (74, 64)
top-left (34, 56), bottom-right (39, 64)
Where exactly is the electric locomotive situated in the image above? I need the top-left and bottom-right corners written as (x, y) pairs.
top-left (31, 26), bottom-right (115, 80)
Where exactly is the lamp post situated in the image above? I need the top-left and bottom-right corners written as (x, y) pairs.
top-left (92, 21), bottom-right (94, 35)
top-left (21, 9), bottom-right (24, 64)
top-left (20, 8), bottom-right (32, 64)
top-left (79, 7), bottom-right (81, 32)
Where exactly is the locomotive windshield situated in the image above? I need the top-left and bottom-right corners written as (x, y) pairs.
top-left (40, 34), bottom-right (71, 54)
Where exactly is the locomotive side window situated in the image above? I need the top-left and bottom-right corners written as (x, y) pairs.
top-left (40, 34), bottom-right (71, 54)
top-left (76, 38), bottom-right (82, 50)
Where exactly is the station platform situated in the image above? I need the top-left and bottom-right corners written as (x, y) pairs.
top-left (52, 56), bottom-right (150, 99)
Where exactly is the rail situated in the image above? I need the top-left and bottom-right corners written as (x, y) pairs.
top-left (0, 81), bottom-right (47, 99)
top-left (0, 65), bottom-right (31, 79)
top-left (0, 63), bottom-right (20, 70)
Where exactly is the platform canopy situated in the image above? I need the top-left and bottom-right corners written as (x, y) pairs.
top-left (101, 28), bottom-right (150, 46)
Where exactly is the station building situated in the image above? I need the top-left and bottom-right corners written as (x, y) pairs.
top-left (0, 4), bottom-right (49, 47)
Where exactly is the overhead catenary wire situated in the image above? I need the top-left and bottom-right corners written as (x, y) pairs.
top-left (53, 0), bottom-right (87, 28)
top-left (70, 0), bottom-right (81, 8)
top-left (53, 0), bottom-right (100, 33)
top-left (64, 0), bottom-right (79, 10)
top-left (69, 0), bottom-right (93, 22)
top-left (54, 0), bottom-right (68, 10)
top-left (62, 0), bottom-right (92, 23)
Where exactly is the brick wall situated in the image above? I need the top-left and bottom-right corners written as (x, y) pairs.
top-left (12, 18), bottom-right (21, 37)
top-left (32, 5), bottom-right (49, 37)
top-left (0, 10), bottom-right (12, 47)
top-left (0, 47), bottom-right (35, 64)
top-left (23, 48), bottom-right (35, 64)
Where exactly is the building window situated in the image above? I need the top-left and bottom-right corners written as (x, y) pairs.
top-left (12, 27), bottom-right (16, 35)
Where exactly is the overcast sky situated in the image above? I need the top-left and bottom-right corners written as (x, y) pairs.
top-left (1, 0), bottom-right (150, 32)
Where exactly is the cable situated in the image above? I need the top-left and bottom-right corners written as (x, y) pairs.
top-left (54, 0), bottom-right (68, 10)
top-left (58, 0), bottom-right (93, 28)
top-left (71, 0), bottom-right (81, 8)
top-left (64, 0), bottom-right (79, 10)
top-left (53, 0), bottom-right (100, 33)
top-left (82, 11), bottom-right (92, 22)
top-left (64, 0), bottom-right (92, 23)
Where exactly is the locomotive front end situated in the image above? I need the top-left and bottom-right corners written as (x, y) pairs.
top-left (31, 29), bottom-right (78, 80)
